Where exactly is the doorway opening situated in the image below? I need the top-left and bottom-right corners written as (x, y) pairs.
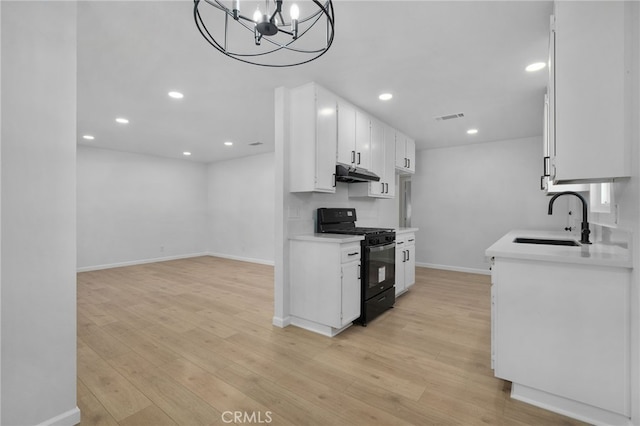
top-left (399, 175), bottom-right (412, 228)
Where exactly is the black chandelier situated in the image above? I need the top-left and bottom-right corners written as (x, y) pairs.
top-left (194, 0), bottom-right (335, 67)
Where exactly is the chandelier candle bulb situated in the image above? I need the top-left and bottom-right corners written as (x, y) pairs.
top-left (290, 3), bottom-right (299, 19)
top-left (290, 3), bottom-right (299, 38)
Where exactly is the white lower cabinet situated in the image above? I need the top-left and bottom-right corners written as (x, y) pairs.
top-left (491, 257), bottom-right (631, 424)
top-left (290, 238), bottom-right (361, 337)
top-left (395, 232), bottom-right (416, 297)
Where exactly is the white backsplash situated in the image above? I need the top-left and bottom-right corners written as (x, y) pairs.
top-left (286, 182), bottom-right (399, 236)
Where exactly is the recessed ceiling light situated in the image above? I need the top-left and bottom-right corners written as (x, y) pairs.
top-left (115, 117), bottom-right (129, 124)
top-left (379, 93), bottom-right (393, 101)
top-left (525, 62), bottom-right (546, 72)
top-left (82, 135), bottom-right (95, 140)
top-left (183, 151), bottom-right (192, 156)
top-left (224, 141), bottom-right (233, 146)
top-left (168, 91), bottom-right (184, 99)
top-left (467, 128), bottom-right (478, 135)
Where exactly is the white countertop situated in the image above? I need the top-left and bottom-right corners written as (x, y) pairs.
top-left (290, 233), bottom-right (364, 244)
top-left (486, 229), bottom-right (632, 269)
top-left (396, 227), bottom-right (419, 235)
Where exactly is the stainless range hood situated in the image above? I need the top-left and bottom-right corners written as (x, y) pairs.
top-left (335, 164), bottom-right (381, 183)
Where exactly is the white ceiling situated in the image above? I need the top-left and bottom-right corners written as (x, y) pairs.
top-left (77, 1), bottom-right (553, 163)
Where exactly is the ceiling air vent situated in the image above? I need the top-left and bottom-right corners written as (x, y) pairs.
top-left (434, 112), bottom-right (465, 121)
top-left (249, 141), bottom-right (263, 146)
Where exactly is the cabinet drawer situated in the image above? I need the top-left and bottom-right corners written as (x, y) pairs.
top-left (405, 234), bottom-right (415, 247)
top-left (341, 244), bottom-right (361, 263)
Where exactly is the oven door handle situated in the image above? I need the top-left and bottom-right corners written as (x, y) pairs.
top-left (367, 242), bottom-right (396, 252)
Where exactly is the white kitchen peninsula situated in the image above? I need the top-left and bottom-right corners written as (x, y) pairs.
top-left (486, 230), bottom-right (632, 426)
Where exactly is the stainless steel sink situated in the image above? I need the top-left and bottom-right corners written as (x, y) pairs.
top-left (513, 237), bottom-right (581, 247)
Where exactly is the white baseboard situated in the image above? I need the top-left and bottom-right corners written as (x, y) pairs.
top-left (207, 252), bottom-right (275, 266)
top-left (36, 407), bottom-right (81, 426)
top-left (416, 262), bottom-right (491, 276)
top-left (272, 315), bottom-right (291, 328)
top-left (76, 252), bottom-right (209, 272)
top-left (511, 383), bottom-right (632, 426)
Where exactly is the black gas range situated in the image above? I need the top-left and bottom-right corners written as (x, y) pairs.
top-left (317, 208), bottom-right (396, 326)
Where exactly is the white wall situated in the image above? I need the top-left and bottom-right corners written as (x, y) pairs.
top-left (206, 153), bottom-right (276, 264)
top-left (1, 2), bottom-right (79, 424)
top-left (77, 146), bottom-right (208, 270)
top-left (413, 136), bottom-right (568, 273)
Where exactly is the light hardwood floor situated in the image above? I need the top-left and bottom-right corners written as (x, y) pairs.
top-left (77, 256), bottom-right (586, 425)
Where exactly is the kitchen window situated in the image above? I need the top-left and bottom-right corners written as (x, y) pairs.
top-left (590, 182), bottom-right (617, 226)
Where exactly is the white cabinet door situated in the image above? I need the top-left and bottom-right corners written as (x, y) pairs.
top-left (368, 118), bottom-right (385, 197)
top-left (338, 103), bottom-right (370, 170)
top-left (552, 1), bottom-right (630, 182)
top-left (395, 233), bottom-right (416, 296)
top-left (337, 100), bottom-right (356, 166)
top-left (395, 132), bottom-right (416, 174)
top-left (493, 257), bottom-right (631, 416)
top-left (315, 86), bottom-right (338, 191)
top-left (490, 259), bottom-right (496, 370)
top-left (341, 261), bottom-right (361, 326)
top-left (405, 236), bottom-right (415, 289)
top-left (289, 83), bottom-right (337, 193)
top-left (383, 124), bottom-right (396, 197)
top-left (395, 130), bottom-right (405, 169)
top-left (405, 138), bottom-right (416, 173)
top-left (355, 110), bottom-right (371, 170)
top-left (542, 92), bottom-right (589, 193)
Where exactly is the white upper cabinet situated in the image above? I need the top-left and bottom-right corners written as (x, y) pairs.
top-left (550, 1), bottom-right (632, 183)
top-left (395, 131), bottom-right (415, 174)
top-left (289, 83), bottom-right (337, 193)
top-left (355, 110), bottom-right (371, 170)
top-left (382, 123), bottom-right (397, 197)
top-left (337, 101), bottom-right (356, 166)
top-left (349, 119), bottom-right (396, 198)
top-left (337, 100), bottom-right (371, 170)
top-left (541, 93), bottom-right (588, 193)
top-left (289, 82), bottom-right (416, 194)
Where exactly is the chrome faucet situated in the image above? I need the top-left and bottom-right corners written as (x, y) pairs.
top-left (548, 191), bottom-right (591, 244)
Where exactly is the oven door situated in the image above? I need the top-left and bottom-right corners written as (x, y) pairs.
top-left (364, 242), bottom-right (396, 299)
